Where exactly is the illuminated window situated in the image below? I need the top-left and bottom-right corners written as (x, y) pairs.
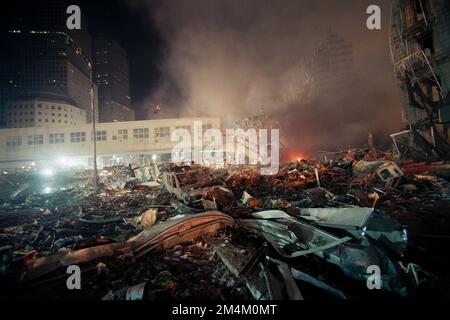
top-left (28, 134), bottom-right (43, 145)
top-left (49, 133), bottom-right (64, 144)
top-left (96, 130), bottom-right (107, 141)
top-left (154, 127), bottom-right (170, 138)
top-left (6, 136), bottom-right (22, 147)
top-left (133, 128), bottom-right (149, 139)
top-left (70, 132), bottom-right (86, 143)
top-left (113, 129), bottom-right (128, 141)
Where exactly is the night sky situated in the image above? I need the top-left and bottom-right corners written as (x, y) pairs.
top-left (2, 0), bottom-right (405, 153)
top-left (78, 0), bottom-right (163, 115)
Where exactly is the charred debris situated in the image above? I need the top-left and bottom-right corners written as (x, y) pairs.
top-left (1, 149), bottom-right (450, 300)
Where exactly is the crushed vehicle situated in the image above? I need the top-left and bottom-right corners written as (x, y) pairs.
top-left (161, 165), bottom-right (222, 203)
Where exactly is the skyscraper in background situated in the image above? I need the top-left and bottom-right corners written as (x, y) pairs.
top-left (311, 33), bottom-right (356, 100)
top-left (93, 36), bottom-right (134, 122)
top-left (0, 0), bottom-right (98, 127)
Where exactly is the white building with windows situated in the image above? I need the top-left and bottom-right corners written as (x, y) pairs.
top-left (6, 95), bottom-right (86, 128)
top-left (0, 117), bottom-right (220, 169)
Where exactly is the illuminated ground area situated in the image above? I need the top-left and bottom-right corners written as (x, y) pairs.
top-left (1, 157), bottom-right (450, 300)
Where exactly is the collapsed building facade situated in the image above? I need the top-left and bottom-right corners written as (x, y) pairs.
top-left (390, 0), bottom-right (450, 160)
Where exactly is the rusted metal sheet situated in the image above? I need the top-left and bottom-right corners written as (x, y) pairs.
top-left (129, 211), bottom-right (235, 257)
top-left (25, 211), bottom-right (234, 280)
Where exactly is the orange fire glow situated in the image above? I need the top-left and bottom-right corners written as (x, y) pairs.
top-left (286, 149), bottom-right (309, 162)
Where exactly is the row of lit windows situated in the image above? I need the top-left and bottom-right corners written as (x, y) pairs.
top-left (5, 125), bottom-right (213, 147)
top-left (10, 118), bottom-right (78, 124)
top-left (6, 136), bottom-right (22, 147)
top-left (71, 132), bottom-right (86, 143)
top-left (9, 111), bottom-right (34, 116)
top-left (5, 130), bottom-right (118, 146)
top-left (8, 104), bottom-right (78, 112)
top-left (134, 128), bottom-right (149, 139)
top-left (11, 119), bottom-right (34, 123)
top-left (9, 112), bottom-right (75, 118)
top-left (49, 133), bottom-right (64, 144)
top-left (29, 135), bottom-right (43, 145)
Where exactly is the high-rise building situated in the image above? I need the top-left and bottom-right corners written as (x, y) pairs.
top-left (0, 0), bottom-right (98, 127)
top-left (93, 36), bottom-right (134, 122)
top-left (5, 93), bottom-right (86, 128)
top-left (310, 33), bottom-right (356, 99)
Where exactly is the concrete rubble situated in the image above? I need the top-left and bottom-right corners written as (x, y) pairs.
top-left (1, 150), bottom-right (450, 300)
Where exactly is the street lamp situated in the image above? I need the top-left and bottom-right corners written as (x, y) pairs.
top-left (80, 55), bottom-right (99, 189)
top-left (63, 34), bottom-right (99, 188)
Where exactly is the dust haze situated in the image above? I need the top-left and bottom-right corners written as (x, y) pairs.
top-left (129, 0), bottom-right (403, 155)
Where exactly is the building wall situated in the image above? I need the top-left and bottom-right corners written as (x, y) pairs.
top-left (391, 0), bottom-right (450, 128)
top-left (434, 1), bottom-right (450, 123)
top-left (0, 117), bottom-right (220, 165)
top-left (311, 33), bottom-right (355, 99)
top-left (66, 60), bottom-right (98, 123)
top-left (93, 36), bottom-right (134, 122)
top-left (6, 98), bottom-right (86, 128)
top-left (99, 100), bottom-right (135, 123)
top-left (0, 1), bottom-right (98, 126)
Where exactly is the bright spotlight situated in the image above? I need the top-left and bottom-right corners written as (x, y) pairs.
top-left (57, 157), bottom-right (69, 166)
top-left (40, 168), bottom-right (54, 177)
top-left (42, 187), bottom-right (53, 194)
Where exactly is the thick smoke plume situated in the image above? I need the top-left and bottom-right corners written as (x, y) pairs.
top-left (130, 0), bottom-right (403, 156)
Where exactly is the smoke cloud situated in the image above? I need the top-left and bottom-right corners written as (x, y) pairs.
top-left (130, 0), bottom-right (403, 155)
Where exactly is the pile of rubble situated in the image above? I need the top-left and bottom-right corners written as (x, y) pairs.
top-left (1, 152), bottom-right (450, 300)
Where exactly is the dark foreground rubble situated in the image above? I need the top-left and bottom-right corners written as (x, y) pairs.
top-left (1, 153), bottom-right (450, 300)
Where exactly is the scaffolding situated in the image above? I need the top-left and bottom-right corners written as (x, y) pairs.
top-left (390, 0), bottom-right (450, 159)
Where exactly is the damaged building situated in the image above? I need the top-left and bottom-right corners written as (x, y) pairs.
top-left (390, 0), bottom-right (450, 160)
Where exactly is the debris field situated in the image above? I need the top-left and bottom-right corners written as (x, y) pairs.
top-left (1, 149), bottom-right (450, 300)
